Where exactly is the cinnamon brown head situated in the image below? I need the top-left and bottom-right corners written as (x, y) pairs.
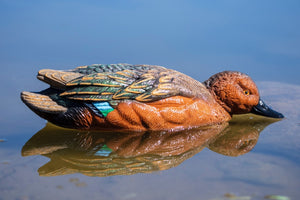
top-left (204, 71), bottom-right (284, 118)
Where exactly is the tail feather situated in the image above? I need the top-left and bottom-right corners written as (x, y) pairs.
top-left (37, 69), bottom-right (82, 89)
top-left (21, 91), bottom-right (67, 113)
top-left (21, 91), bottom-right (93, 129)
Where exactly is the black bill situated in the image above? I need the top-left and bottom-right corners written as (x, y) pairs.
top-left (251, 99), bottom-right (284, 118)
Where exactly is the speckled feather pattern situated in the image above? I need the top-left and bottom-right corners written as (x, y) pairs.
top-left (204, 71), bottom-right (259, 114)
top-left (57, 64), bottom-right (213, 103)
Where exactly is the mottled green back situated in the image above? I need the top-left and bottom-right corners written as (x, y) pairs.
top-left (39, 63), bottom-right (212, 105)
top-left (60, 65), bottom-right (173, 103)
top-left (72, 64), bottom-right (161, 75)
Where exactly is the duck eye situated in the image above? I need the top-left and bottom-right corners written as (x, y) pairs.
top-left (244, 90), bottom-right (250, 95)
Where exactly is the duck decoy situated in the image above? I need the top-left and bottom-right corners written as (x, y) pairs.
top-left (21, 64), bottom-right (284, 131)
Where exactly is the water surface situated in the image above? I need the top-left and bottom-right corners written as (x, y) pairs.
top-left (0, 1), bottom-right (300, 200)
top-left (0, 82), bottom-right (299, 200)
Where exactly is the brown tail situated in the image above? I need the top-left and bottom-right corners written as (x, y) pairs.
top-left (21, 91), bottom-right (67, 114)
top-left (21, 91), bottom-right (93, 129)
top-left (37, 69), bottom-right (82, 89)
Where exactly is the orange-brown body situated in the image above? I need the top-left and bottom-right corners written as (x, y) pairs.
top-left (89, 96), bottom-right (231, 131)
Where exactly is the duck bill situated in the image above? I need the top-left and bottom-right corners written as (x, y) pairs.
top-left (251, 99), bottom-right (284, 118)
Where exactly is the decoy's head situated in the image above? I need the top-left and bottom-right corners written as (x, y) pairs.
top-left (204, 71), bottom-right (284, 118)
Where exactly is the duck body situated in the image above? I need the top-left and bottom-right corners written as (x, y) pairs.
top-left (21, 64), bottom-right (283, 131)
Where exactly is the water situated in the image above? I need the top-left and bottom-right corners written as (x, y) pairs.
top-left (1, 1), bottom-right (300, 200)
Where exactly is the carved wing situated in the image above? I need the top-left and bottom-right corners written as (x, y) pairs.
top-left (37, 63), bottom-right (210, 104)
top-left (60, 67), bottom-right (186, 102)
top-left (71, 64), bottom-right (162, 74)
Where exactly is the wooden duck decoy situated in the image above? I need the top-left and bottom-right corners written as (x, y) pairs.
top-left (21, 64), bottom-right (284, 131)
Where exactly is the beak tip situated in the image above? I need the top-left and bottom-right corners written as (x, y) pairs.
top-left (277, 112), bottom-right (284, 119)
top-left (251, 99), bottom-right (284, 119)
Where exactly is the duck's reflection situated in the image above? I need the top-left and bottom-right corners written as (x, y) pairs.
top-left (22, 114), bottom-right (279, 177)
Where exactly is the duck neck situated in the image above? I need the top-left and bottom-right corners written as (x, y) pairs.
top-left (203, 80), bottom-right (233, 115)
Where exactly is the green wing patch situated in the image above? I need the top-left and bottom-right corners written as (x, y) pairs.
top-left (60, 67), bottom-right (183, 102)
top-left (60, 71), bottom-right (136, 101)
top-left (72, 63), bottom-right (162, 75)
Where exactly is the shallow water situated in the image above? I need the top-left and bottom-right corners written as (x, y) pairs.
top-left (1, 1), bottom-right (300, 200)
top-left (0, 81), bottom-right (300, 200)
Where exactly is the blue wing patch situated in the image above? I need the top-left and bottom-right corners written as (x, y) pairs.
top-left (94, 144), bottom-right (113, 157)
top-left (85, 102), bottom-right (114, 117)
top-left (93, 102), bottom-right (114, 117)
